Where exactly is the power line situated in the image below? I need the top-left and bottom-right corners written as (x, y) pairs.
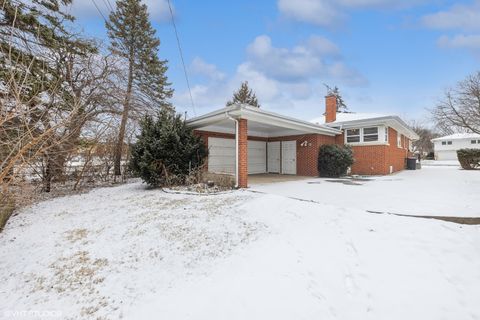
top-left (104, 0), bottom-right (114, 11)
top-left (166, 0), bottom-right (196, 117)
top-left (91, 0), bottom-right (108, 22)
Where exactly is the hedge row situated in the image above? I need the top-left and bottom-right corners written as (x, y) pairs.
top-left (457, 148), bottom-right (480, 170)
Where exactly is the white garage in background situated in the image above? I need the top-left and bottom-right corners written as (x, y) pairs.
top-left (208, 137), bottom-right (267, 174)
top-left (432, 133), bottom-right (480, 161)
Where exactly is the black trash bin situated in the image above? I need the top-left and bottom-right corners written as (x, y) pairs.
top-left (406, 157), bottom-right (417, 170)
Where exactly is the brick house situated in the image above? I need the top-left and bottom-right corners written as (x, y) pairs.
top-left (187, 94), bottom-right (418, 188)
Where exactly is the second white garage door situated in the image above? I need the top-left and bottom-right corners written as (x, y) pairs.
top-left (436, 150), bottom-right (458, 161)
top-left (248, 140), bottom-right (267, 174)
top-left (207, 137), bottom-right (267, 174)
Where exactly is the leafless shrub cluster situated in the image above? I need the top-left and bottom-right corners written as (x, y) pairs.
top-left (0, 1), bottom-right (140, 212)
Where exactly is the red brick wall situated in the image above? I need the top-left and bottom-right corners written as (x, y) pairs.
top-left (350, 145), bottom-right (388, 175)
top-left (347, 127), bottom-right (410, 175)
top-left (194, 130), bottom-right (335, 177)
top-left (195, 126), bottom-right (411, 177)
top-left (325, 95), bottom-right (337, 123)
top-left (237, 119), bottom-right (248, 187)
top-left (384, 127), bottom-right (410, 174)
top-left (268, 134), bottom-right (335, 176)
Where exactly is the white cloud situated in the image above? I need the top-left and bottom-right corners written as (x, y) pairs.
top-left (174, 35), bottom-right (367, 115)
top-left (278, 0), bottom-right (342, 27)
top-left (278, 0), bottom-right (427, 27)
top-left (437, 34), bottom-right (480, 50)
top-left (422, 1), bottom-right (480, 31)
top-left (68, 0), bottom-right (172, 22)
top-left (246, 35), bottom-right (353, 82)
top-left (421, 2), bottom-right (480, 55)
top-left (191, 57), bottom-right (226, 81)
top-left (306, 35), bottom-right (341, 56)
top-left (328, 62), bottom-right (367, 86)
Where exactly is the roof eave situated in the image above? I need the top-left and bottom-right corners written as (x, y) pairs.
top-left (327, 116), bottom-right (419, 140)
top-left (186, 104), bottom-right (341, 136)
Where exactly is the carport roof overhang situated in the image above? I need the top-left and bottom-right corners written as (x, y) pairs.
top-left (186, 104), bottom-right (341, 137)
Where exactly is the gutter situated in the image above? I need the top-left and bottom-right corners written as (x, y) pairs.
top-left (225, 111), bottom-right (239, 188)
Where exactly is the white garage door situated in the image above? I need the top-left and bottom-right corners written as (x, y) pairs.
top-left (436, 150), bottom-right (458, 161)
top-left (267, 141), bottom-right (280, 173)
top-left (207, 137), bottom-right (267, 174)
top-left (281, 140), bottom-right (297, 175)
top-left (208, 137), bottom-right (235, 174)
top-left (248, 140), bottom-right (267, 174)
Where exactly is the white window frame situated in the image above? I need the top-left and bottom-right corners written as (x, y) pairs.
top-left (472, 140), bottom-right (478, 145)
top-left (346, 128), bottom-right (361, 143)
top-left (397, 134), bottom-right (402, 148)
top-left (385, 126), bottom-right (389, 144)
top-left (363, 127), bottom-right (379, 142)
top-left (344, 126), bottom-right (384, 145)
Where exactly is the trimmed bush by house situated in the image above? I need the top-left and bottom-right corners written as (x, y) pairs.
top-left (129, 110), bottom-right (208, 187)
top-left (457, 148), bottom-right (480, 170)
top-left (317, 144), bottom-right (354, 177)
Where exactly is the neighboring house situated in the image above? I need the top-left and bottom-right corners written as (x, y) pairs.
top-left (186, 94), bottom-right (418, 187)
top-left (431, 133), bottom-right (480, 160)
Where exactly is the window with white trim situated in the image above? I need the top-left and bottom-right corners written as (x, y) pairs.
top-left (385, 127), bottom-right (389, 143)
top-left (346, 129), bottom-right (360, 143)
top-left (363, 127), bottom-right (379, 142)
top-left (441, 141), bottom-right (446, 145)
top-left (397, 134), bottom-right (402, 148)
top-left (447, 141), bottom-right (452, 145)
top-left (345, 127), bottom-right (382, 144)
top-left (471, 140), bottom-right (478, 144)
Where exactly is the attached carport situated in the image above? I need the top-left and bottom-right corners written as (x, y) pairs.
top-left (186, 104), bottom-right (340, 188)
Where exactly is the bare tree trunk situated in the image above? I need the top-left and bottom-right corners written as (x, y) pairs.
top-left (43, 155), bottom-right (53, 193)
top-left (114, 56), bottom-right (134, 176)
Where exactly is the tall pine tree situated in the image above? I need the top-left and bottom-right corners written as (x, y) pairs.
top-left (0, 0), bottom-right (95, 98)
top-left (106, 0), bottom-right (173, 176)
top-left (226, 81), bottom-right (260, 108)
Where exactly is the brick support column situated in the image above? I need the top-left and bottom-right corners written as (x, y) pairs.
top-left (237, 118), bottom-right (248, 188)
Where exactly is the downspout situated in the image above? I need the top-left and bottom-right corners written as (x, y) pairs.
top-left (225, 112), bottom-right (239, 188)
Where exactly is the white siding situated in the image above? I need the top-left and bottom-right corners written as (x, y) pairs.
top-left (248, 140), bottom-right (267, 174)
top-left (267, 141), bottom-right (281, 173)
top-left (207, 137), bottom-right (267, 175)
top-left (208, 137), bottom-right (235, 174)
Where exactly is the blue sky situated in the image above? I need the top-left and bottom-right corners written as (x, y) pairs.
top-left (70, 0), bottom-right (480, 122)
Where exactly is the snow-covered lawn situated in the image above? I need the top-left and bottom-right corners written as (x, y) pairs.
top-left (1, 166), bottom-right (480, 320)
top-left (252, 165), bottom-right (480, 217)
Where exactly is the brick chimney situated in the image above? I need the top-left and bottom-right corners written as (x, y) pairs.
top-left (325, 94), bottom-right (337, 123)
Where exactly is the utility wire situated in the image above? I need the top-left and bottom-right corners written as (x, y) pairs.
top-left (104, 0), bottom-right (114, 11)
top-left (166, 0), bottom-right (196, 117)
top-left (92, 0), bottom-right (193, 116)
top-left (91, 0), bottom-right (108, 22)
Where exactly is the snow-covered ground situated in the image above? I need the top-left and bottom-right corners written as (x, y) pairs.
top-left (252, 165), bottom-right (480, 217)
top-left (1, 166), bottom-right (480, 319)
top-left (422, 159), bottom-right (460, 166)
